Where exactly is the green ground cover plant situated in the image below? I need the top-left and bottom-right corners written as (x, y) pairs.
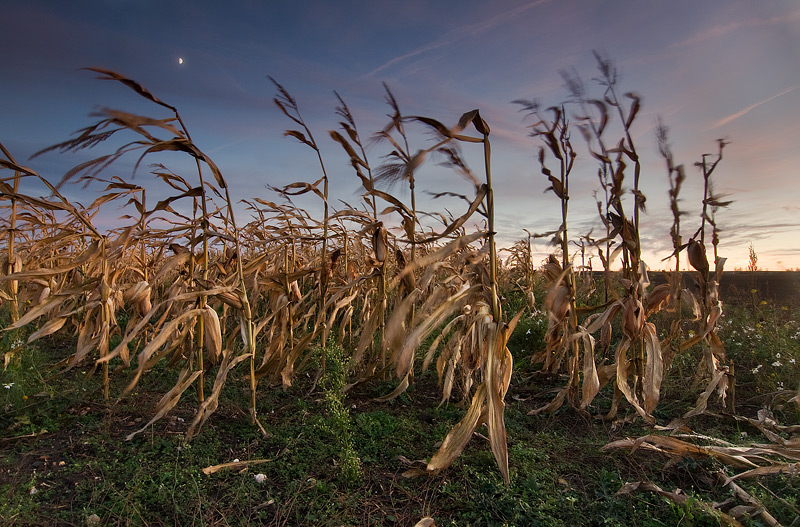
top-left (1, 288), bottom-right (798, 526)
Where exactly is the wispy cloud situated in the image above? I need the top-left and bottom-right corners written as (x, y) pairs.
top-left (365, 0), bottom-right (550, 78)
top-left (207, 132), bottom-right (260, 155)
top-left (672, 9), bottom-right (800, 49)
top-left (711, 85), bottom-right (799, 129)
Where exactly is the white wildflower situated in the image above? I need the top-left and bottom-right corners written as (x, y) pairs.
top-left (772, 361), bottom-right (782, 367)
top-left (254, 473), bottom-right (267, 484)
top-left (3, 383), bottom-right (13, 389)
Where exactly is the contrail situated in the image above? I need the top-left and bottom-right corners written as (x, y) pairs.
top-left (366, 0), bottom-right (550, 78)
top-left (207, 133), bottom-right (259, 154)
top-left (712, 85), bottom-right (798, 129)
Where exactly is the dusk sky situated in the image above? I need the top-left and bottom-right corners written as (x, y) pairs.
top-left (2, 0), bottom-right (799, 270)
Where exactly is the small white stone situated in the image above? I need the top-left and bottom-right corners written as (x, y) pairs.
top-left (233, 458), bottom-right (240, 463)
top-left (254, 473), bottom-right (267, 484)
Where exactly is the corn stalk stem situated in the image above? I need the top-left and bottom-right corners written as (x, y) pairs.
top-left (284, 246), bottom-right (295, 368)
top-left (7, 169), bottom-right (20, 322)
top-left (559, 129), bottom-right (581, 400)
top-left (315, 148), bottom-right (330, 325)
top-left (101, 236), bottom-right (110, 400)
top-left (139, 189), bottom-right (148, 282)
top-left (483, 134), bottom-right (500, 323)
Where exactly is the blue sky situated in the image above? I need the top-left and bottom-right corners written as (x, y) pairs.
top-left (2, 0), bottom-right (799, 269)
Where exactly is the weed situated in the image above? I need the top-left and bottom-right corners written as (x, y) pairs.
top-left (319, 343), bottom-right (363, 486)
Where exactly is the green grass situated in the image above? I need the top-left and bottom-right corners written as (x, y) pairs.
top-left (1, 298), bottom-right (798, 526)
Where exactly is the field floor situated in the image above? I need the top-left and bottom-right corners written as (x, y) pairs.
top-left (1, 298), bottom-right (799, 527)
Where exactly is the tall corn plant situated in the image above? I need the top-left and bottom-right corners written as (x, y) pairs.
top-left (498, 231), bottom-right (537, 311)
top-left (0, 143), bottom-right (125, 398)
top-left (513, 101), bottom-right (596, 412)
top-left (373, 85), bottom-right (420, 266)
top-left (428, 110), bottom-right (521, 484)
top-left (329, 92), bottom-right (390, 374)
top-left (577, 56), bottom-right (659, 421)
top-left (240, 198), bottom-right (322, 389)
top-left (27, 69), bottom-right (264, 438)
top-left (269, 78), bottom-right (332, 337)
top-left (677, 139), bottom-right (735, 418)
top-left (0, 143), bottom-right (22, 324)
top-left (652, 124), bottom-right (734, 419)
top-left (370, 109), bottom-right (519, 484)
top-left (655, 119), bottom-right (687, 370)
top-left (516, 54), bottom-right (667, 423)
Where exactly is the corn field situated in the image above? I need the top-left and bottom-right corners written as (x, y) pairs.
top-left (1, 55), bottom-right (797, 507)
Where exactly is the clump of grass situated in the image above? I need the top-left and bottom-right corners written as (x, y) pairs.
top-left (318, 342), bottom-right (363, 486)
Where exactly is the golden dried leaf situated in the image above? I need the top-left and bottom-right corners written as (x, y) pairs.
top-left (683, 368), bottom-right (726, 420)
top-left (201, 458), bottom-right (275, 475)
top-left (725, 463), bottom-right (800, 483)
top-left (613, 338), bottom-right (652, 423)
top-left (486, 319), bottom-right (517, 485)
top-left (5, 295), bottom-right (67, 330)
top-left (614, 481), bottom-right (743, 527)
top-left (642, 323), bottom-right (663, 414)
top-left (115, 308), bottom-right (205, 396)
top-left (427, 384), bottom-right (487, 474)
top-left (26, 317), bottom-right (67, 344)
top-left (579, 332), bottom-right (600, 409)
top-left (125, 369), bottom-right (201, 441)
top-left (374, 372), bottom-right (410, 402)
top-left (186, 350), bottom-right (252, 440)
